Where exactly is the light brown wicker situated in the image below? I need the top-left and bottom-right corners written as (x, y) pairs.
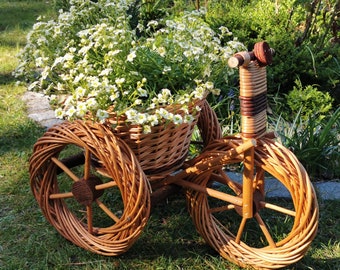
top-left (30, 120), bottom-right (151, 256)
top-left (239, 61), bottom-right (268, 138)
top-left (105, 98), bottom-right (205, 178)
top-left (28, 41), bottom-right (319, 270)
top-left (29, 98), bottom-right (213, 255)
top-left (197, 99), bottom-right (222, 147)
top-left (185, 136), bottom-right (319, 269)
top-left (182, 42), bottom-right (318, 269)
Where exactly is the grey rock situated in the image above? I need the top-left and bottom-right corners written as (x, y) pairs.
top-left (314, 181), bottom-right (340, 200)
top-left (225, 172), bottom-right (339, 201)
top-left (22, 91), bottom-right (63, 129)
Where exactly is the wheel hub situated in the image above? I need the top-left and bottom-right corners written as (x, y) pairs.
top-left (72, 175), bottom-right (104, 206)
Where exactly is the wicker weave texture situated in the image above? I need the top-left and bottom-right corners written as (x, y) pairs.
top-left (186, 137), bottom-right (318, 269)
top-left (30, 120), bottom-right (151, 256)
top-left (197, 100), bottom-right (222, 147)
top-left (106, 98), bottom-right (205, 176)
top-left (239, 62), bottom-right (268, 138)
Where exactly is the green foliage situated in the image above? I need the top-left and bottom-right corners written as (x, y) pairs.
top-left (205, 0), bottom-right (340, 105)
top-left (207, 86), bottom-right (241, 133)
top-left (53, 0), bottom-right (70, 11)
top-left (15, 0), bottom-right (245, 130)
top-left (275, 107), bottom-right (340, 179)
top-left (205, 0), bottom-right (340, 180)
top-left (1, 1), bottom-right (339, 270)
top-left (285, 79), bottom-right (334, 121)
top-left (0, 0), bottom-right (53, 47)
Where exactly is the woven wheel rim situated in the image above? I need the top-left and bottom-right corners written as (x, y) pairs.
top-left (197, 100), bottom-right (222, 147)
top-left (29, 120), bottom-right (151, 256)
top-left (186, 137), bottom-right (319, 269)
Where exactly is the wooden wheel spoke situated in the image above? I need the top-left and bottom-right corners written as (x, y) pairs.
top-left (212, 170), bottom-right (242, 195)
top-left (235, 217), bottom-right (247, 244)
top-left (253, 167), bottom-right (265, 192)
top-left (254, 213), bottom-right (276, 248)
top-left (260, 201), bottom-right (296, 216)
top-left (49, 192), bottom-right (73, 199)
top-left (219, 169), bottom-right (243, 193)
top-left (51, 157), bottom-right (79, 182)
top-left (176, 179), bottom-right (243, 207)
top-left (205, 186), bottom-right (243, 206)
top-left (95, 181), bottom-right (118, 190)
top-left (87, 206), bottom-right (93, 234)
top-left (209, 204), bottom-right (235, 213)
top-left (95, 199), bottom-right (120, 223)
top-left (84, 148), bottom-right (91, 180)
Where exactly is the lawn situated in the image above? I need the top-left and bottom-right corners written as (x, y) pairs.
top-left (0, 1), bottom-right (339, 269)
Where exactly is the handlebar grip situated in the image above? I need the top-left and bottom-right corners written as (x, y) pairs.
top-left (228, 42), bottom-right (274, 68)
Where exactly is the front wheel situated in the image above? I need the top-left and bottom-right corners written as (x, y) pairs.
top-left (186, 137), bottom-right (318, 269)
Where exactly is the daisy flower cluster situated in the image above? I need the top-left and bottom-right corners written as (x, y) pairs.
top-left (16, 0), bottom-right (245, 133)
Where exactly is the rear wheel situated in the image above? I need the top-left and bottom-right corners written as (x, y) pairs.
top-left (30, 120), bottom-right (151, 256)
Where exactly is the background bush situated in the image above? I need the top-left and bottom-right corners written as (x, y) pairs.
top-left (53, 0), bottom-right (70, 11)
top-left (52, 0), bottom-right (339, 105)
top-left (205, 0), bottom-right (340, 105)
top-left (275, 107), bottom-right (340, 179)
top-left (45, 0), bottom-right (339, 179)
top-left (284, 78), bottom-right (334, 121)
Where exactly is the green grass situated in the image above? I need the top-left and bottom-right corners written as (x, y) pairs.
top-left (0, 0), bottom-right (54, 46)
top-left (0, 1), bottom-right (339, 269)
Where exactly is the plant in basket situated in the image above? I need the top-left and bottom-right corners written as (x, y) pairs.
top-left (15, 0), bottom-right (245, 133)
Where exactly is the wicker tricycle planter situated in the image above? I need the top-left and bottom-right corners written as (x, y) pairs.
top-left (29, 43), bottom-right (318, 269)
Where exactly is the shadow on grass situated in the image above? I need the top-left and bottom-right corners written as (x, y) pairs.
top-left (0, 0), bottom-right (54, 47)
top-left (0, 72), bottom-right (17, 85)
top-left (0, 34), bottom-right (27, 47)
top-left (119, 194), bottom-right (340, 270)
top-left (52, 194), bottom-right (339, 270)
top-left (0, 119), bottom-right (44, 155)
top-left (0, 1), bottom-right (50, 32)
top-left (296, 251), bottom-right (340, 270)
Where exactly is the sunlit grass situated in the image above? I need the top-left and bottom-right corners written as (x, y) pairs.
top-left (0, 0), bottom-right (54, 47)
top-left (0, 1), bottom-right (52, 29)
top-left (0, 27), bottom-right (28, 47)
top-left (0, 1), bottom-right (339, 270)
top-left (0, 46), bottom-right (20, 73)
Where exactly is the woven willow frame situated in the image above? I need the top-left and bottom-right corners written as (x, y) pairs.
top-left (105, 98), bottom-right (206, 178)
top-left (30, 121), bottom-right (151, 256)
top-left (184, 136), bottom-right (319, 269)
top-left (181, 43), bottom-right (319, 269)
top-left (29, 98), bottom-right (215, 255)
top-left (29, 42), bottom-right (319, 269)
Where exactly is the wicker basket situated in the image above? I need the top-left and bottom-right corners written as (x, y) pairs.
top-left (105, 98), bottom-right (206, 178)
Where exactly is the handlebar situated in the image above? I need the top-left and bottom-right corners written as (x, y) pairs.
top-left (228, 42), bottom-right (274, 68)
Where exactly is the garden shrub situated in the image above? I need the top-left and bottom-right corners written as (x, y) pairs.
top-left (204, 0), bottom-right (340, 105)
top-left (53, 0), bottom-right (71, 11)
top-left (275, 107), bottom-right (340, 179)
top-left (15, 0), bottom-right (245, 130)
top-left (285, 79), bottom-right (334, 121)
top-left (16, 0), bottom-right (339, 179)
